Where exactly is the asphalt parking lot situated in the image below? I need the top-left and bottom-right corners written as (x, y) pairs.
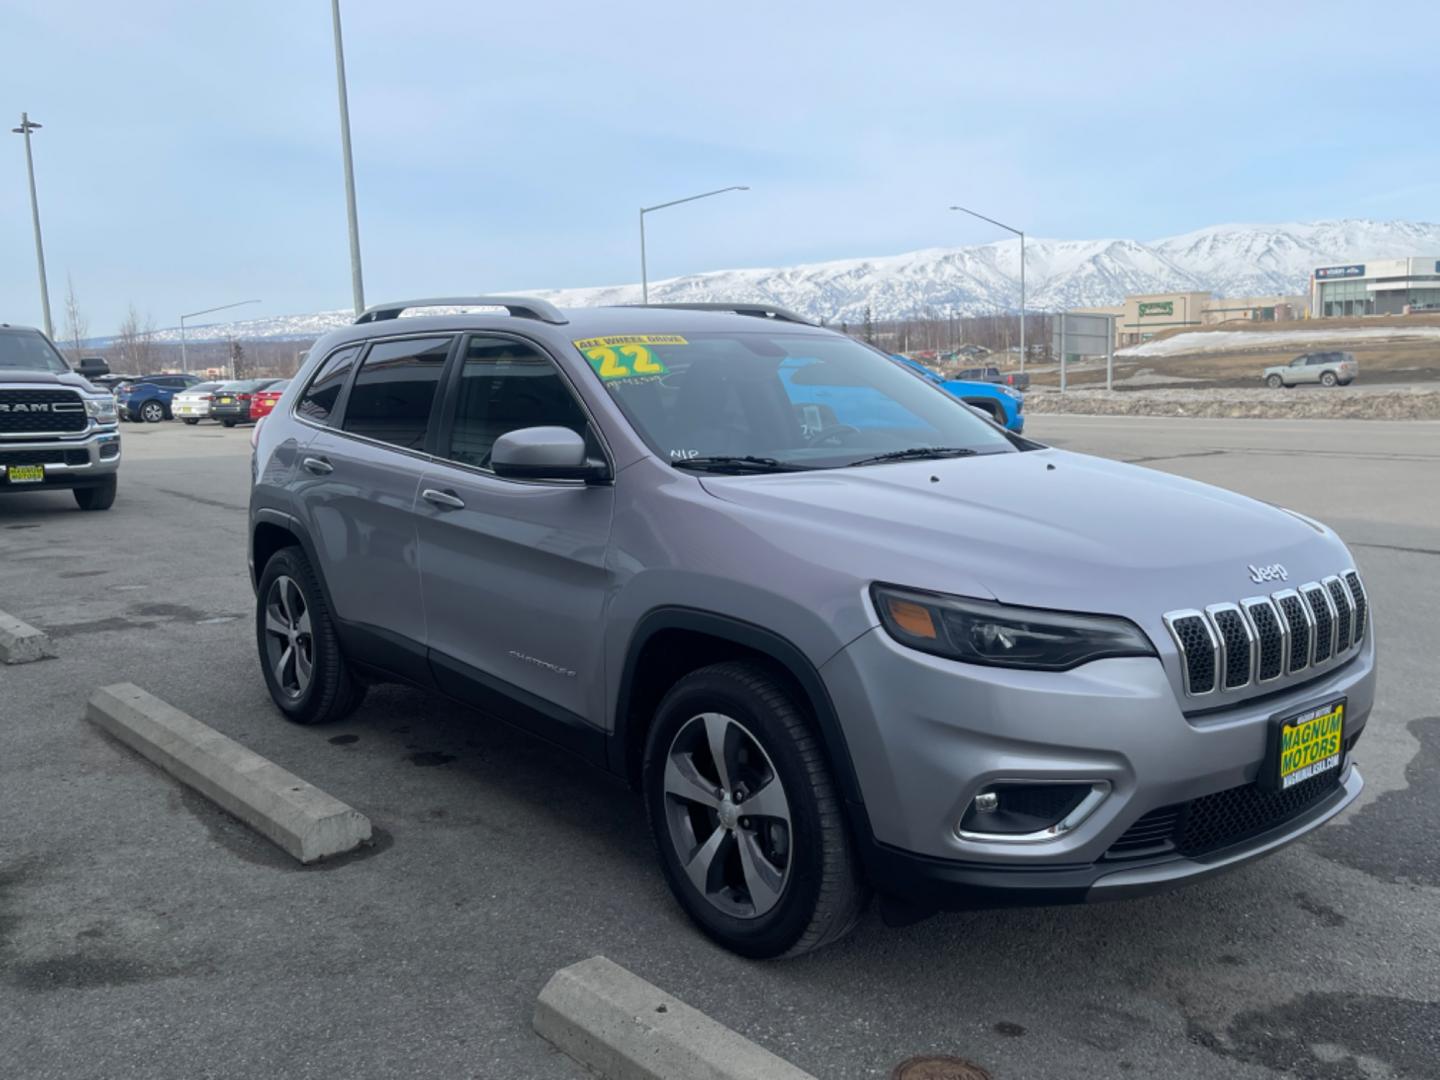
top-left (2, 415), bottom-right (1438, 1080)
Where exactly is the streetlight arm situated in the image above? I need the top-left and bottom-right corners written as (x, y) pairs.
top-left (180, 299), bottom-right (262, 321)
top-left (949, 205), bottom-right (1022, 238)
top-left (642, 185), bottom-right (749, 215)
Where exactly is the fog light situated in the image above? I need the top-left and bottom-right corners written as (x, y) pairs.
top-left (957, 781), bottom-right (1110, 843)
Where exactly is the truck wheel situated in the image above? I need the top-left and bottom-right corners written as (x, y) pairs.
top-left (643, 661), bottom-right (869, 958)
top-left (1266, 374), bottom-right (1283, 389)
top-left (1321, 371), bottom-right (1338, 387)
top-left (141, 401), bottom-right (165, 423)
top-left (256, 547), bottom-right (365, 726)
top-left (73, 476), bottom-right (117, 512)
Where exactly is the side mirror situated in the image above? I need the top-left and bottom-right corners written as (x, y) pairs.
top-left (77, 356), bottom-right (110, 377)
top-left (491, 426), bottom-right (610, 483)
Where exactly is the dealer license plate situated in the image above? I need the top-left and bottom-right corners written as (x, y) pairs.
top-left (1272, 699), bottom-right (1345, 790)
top-left (216, 396), bottom-right (234, 404)
top-left (7, 464), bottom-right (45, 483)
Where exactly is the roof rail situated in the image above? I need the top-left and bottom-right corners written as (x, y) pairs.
top-left (354, 295), bottom-right (568, 326)
top-left (619, 302), bottom-right (816, 326)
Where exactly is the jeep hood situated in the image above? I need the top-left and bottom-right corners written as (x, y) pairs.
top-left (698, 448), bottom-right (1351, 620)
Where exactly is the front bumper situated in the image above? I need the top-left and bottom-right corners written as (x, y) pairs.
top-left (0, 429), bottom-right (122, 491)
top-left (822, 623), bottom-right (1375, 907)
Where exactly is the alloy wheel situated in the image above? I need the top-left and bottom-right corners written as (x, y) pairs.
top-left (262, 575), bottom-right (314, 699)
top-left (142, 402), bottom-right (164, 422)
top-left (662, 712), bottom-right (793, 919)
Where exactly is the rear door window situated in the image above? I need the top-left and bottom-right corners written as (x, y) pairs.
top-left (296, 345), bottom-right (362, 426)
top-left (341, 337), bottom-right (452, 451)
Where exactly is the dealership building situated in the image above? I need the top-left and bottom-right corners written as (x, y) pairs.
top-left (1311, 257), bottom-right (1440, 317)
top-left (1077, 291), bottom-right (1308, 347)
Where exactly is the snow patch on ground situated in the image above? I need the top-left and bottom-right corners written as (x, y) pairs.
top-left (1116, 327), bottom-right (1440, 358)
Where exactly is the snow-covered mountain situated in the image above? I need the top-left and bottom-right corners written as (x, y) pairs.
top-left (147, 219), bottom-right (1440, 342)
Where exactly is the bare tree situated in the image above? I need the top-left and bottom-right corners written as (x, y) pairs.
top-left (227, 336), bottom-right (251, 379)
top-left (115, 304), bottom-right (158, 372)
top-left (61, 274), bottom-right (89, 360)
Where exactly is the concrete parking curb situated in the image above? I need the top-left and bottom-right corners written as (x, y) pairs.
top-left (0, 609), bottom-right (56, 664)
top-left (85, 683), bottom-right (372, 863)
top-left (534, 955), bottom-right (817, 1080)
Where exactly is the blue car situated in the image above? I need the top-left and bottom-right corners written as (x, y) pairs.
top-left (891, 355), bottom-right (1024, 433)
top-left (115, 373), bottom-right (203, 423)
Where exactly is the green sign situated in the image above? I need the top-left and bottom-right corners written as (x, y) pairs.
top-left (1138, 301), bottom-right (1174, 317)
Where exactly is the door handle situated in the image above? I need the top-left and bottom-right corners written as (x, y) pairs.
top-left (422, 488), bottom-right (466, 511)
top-left (302, 456), bottom-right (334, 476)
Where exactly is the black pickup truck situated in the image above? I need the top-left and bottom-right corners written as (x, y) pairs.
top-left (0, 324), bottom-right (122, 510)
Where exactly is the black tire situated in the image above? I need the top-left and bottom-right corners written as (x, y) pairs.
top-left (643, 661), bottom-right (868, 958)
top-left (140, 400), bottom-right (165, 423)
top-left (222, 419), bottom-right (236, 428)
top-left (255, 546), bottom-right (365, 726)
top-left (1266, 374), bottom-right (1283, 389)
top-left (183, 418), bottom-right (199, 425)
top-left (1321, 371), bottom-right (1337, 387)
top-left (73, 475), bottom-right (117, 511)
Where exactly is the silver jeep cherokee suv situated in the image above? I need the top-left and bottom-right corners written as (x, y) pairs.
top-left (249, 297), bottom-right (1375, 958)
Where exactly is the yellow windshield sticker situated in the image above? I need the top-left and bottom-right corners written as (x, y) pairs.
top-left (575, 336), bottom-right (681, 381)
top-left (573, 334), bottom-right (688, 350)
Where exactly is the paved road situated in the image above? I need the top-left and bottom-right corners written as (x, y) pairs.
top-left (2, 417), bottom-right (1437, 1080)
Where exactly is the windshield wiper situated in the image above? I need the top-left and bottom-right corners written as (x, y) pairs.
top-left (672, 455), bottom-right (808, 474)
top-left (845, 446), bottom-right (979, 468)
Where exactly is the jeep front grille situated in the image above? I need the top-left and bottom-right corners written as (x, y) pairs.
top-left (1164, 569), bottom-right (1367, 697)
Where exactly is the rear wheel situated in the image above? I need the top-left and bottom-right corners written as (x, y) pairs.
top-left (1266, 374), bottom-right (1283, 389)
top-left (1321, 371), bottom-right (1338, 387)
top-left (256, 547), bottom-right (364, 725)
top-left (73, 475), bottom-right (117, 511)
top-left (183, 418), bottom-right (199, 425)
top-left (140, 400), bottom-right (165, 423)
top-left (222, 419), bottom-right (237, 428)
top-left (643, 661), bottom-right (868, 958)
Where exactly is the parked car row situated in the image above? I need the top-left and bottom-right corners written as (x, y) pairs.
top-left (114, 373), bottom-right (289, 425)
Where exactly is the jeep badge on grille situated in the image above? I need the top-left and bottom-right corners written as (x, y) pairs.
top-left (1248, 563), bottom-right (1288, 584)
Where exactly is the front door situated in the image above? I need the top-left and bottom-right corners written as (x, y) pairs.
top-left (415, 334), bottom-right (614, 748)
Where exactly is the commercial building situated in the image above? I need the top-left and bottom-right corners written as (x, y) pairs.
top-left (1310, 257), bottom-right (1440, 317)
top-left (1076, 292), bottom-right (1308, 347)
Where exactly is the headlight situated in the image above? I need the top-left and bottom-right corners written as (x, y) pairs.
top-left (872, 584), bottom-right (1155, 671)
top-left (85, 396), bottom-right (118, 422)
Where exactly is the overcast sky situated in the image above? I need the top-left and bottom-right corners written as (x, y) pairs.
top-left (3, 0), bottom-right (1435, 335)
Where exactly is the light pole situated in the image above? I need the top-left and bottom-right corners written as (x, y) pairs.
top-left (331, 0), bottom-right (365, 317)
top-left (950, 205), bottom-right (1026, 372)
top-left (640, 186), bottom-right (749, 303)
top-left (179, 300), bottom-right (261, 374)
top-left (12, 113), bottom-right (53, 338)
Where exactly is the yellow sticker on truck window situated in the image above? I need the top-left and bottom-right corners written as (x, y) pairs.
top-left (574, 336), bottom-right (683, 381)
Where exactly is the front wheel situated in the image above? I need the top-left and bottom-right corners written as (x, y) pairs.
top-left (1266, 374), bottom-right (1283, 389)
top-left (256, 547), bottom-right (364, 725)
top-left (73, 475), bottom-right (117, 511)
top-left (643, 661), bottom-right (868, 958)
top-left (1321, 371), bottom-right (1338, 387)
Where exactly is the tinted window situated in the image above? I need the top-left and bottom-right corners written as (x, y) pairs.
top-left (444, 337), bottom-right (589, 470)
top-left (297, 345), bottom-right (361, 425)
top-left (342, 337), bottom-right (451, 450)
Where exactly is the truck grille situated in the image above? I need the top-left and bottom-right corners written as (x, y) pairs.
top-left (0, 388), bottom-right (87, 435)
top-left (1164, 569), bottom-right (1366, 697)
top-left (0, 448), bottom-right (88, 467)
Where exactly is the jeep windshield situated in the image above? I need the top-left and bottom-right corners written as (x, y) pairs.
top-left (574, 331), bottom-right (1017, 471)
top-left (0, 328), bottom-right (71, 375)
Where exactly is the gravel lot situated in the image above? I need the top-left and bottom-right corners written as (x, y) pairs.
top-left (2, 417), bottom-right (1437, 1080)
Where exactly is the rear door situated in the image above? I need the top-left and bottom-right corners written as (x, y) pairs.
top-left (414, 333), bottom-right (614, 741)
top-left (293, 336), bottom-right (454, 677)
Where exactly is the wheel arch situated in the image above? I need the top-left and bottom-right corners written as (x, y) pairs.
top-left (612, 608), bottom-right (869, 822)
